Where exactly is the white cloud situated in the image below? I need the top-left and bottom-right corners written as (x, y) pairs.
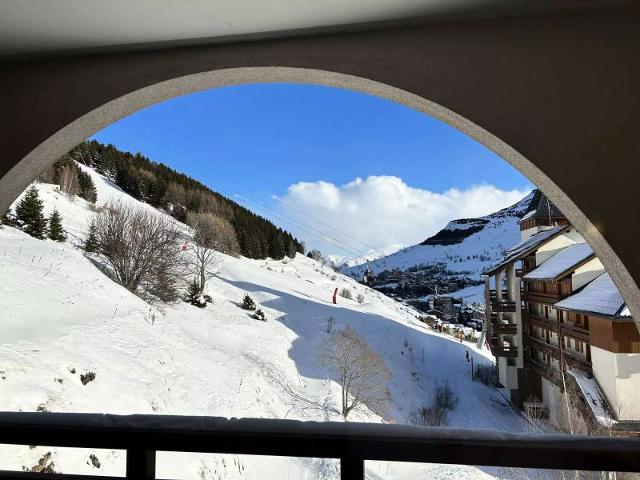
top-left (279, 176), bottom-right (531, 256)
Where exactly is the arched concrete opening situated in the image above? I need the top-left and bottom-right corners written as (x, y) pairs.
top-left (1, 65), bottom-right (639, 331)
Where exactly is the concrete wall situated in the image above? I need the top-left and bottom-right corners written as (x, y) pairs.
top-left (541, 376), bottom-right (563, 426)
top-left (535, 230), bottom-right (583, 266)
top-left (1, 6), bottom-right (639, 326)
top-left (572, 258), bottom-right (605, 291)
top-left (592, 346), bottom-right (640, 421)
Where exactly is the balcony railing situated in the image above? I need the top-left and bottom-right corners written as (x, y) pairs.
top-left (527, 335), bottom-right (560, 359)
top-left (492, 321), bottom-right (518, 335)
top-left (523, 290), bottom-right (563, 305)
top-left (491, 300), bottom-right (517, 312)
top-left (523, 312), bottom-right (559, 332)
top-left (491, 341), bottom-right (519, 358)
top-left (560, 322), bottom-right (590, 341)
top-left (1, 412), bottom-right (638, 479)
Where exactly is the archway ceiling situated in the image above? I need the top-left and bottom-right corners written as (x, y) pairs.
top-left (0, 0), bottom-right (616, 57)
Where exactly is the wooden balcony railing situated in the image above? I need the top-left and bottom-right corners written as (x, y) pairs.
top-left (491, 300), bottom-right (517, 312)
top-left (526, 335), bottom-right (560, 359)
top-left (560, 322), bottom-right (590, 342)
top-left (523, 291), bottom-right (563, 305)
top-left (492, 322), bottom-right (518, 335)
top-left (0, 412), bottom-right (639, 479)
top-left (523, 312), bottom-right (559, 332)
top-left (492, 342), bottom-right (519, 358)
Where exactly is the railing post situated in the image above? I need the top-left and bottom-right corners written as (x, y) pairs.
top-left (126, 448), bottom-right (156, 480)
top-left (341, 454), bottom-right (364, 480)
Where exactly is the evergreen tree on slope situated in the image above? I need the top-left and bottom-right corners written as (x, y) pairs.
top-left (84, 221), bottom-right (99, 252)
top-left (15, 186), bottom-right (47, 239)
top-left (47, 209), bottom-right (67, 242)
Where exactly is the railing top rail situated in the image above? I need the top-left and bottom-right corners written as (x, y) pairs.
top-left (0, 412), bottom-right (638, 474)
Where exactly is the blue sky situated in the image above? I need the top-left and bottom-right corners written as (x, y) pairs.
top-left (92, 83), bottom-right (532, 257)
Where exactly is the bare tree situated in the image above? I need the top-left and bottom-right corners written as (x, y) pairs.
top-left (185, 212), bottom-right (239, 294)
top-left (318, 326), bottom-right (390, 418)
top-left (307, 249), bottom-right (323, 262)
top-left (59, 164), bottom-right (80, 197)
top-left (92, 201), bottom-right (185, 301)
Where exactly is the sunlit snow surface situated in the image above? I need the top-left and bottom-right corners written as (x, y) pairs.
top-left (0, 167), bottom-right (533, 479)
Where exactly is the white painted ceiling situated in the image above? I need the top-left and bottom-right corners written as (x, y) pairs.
top-left (0, 0), bottom-right (537, 56)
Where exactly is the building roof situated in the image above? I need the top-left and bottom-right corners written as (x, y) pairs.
top-left (523, 243), bottom-right (594, 281)
top-left (554, 272), bottom-right (631, 319)
top-left (482, 225), bottom-right (568, 276)
top-left (518, 189), bottom-right (566, 224)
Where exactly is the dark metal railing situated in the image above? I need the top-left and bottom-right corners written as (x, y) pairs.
top-left (0, 412), bottom-right (639, 479)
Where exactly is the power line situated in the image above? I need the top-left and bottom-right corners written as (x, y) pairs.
top-left (111, 124), bottom-right (377, 257)
top-left (105, 125), bottom-right (373, 258)
top-left (116, 124), bottom-right (382, 254)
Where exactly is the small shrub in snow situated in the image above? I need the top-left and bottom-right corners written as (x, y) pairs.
top-left (339, 288), bottom-right (353, 300)
top-left (241, 294), bottom-right (256, 311)
top-left (330, 274), bottom-right (337, 281)
top-left (408, 381), bottom-right (458, 427)
top-left (80, 371), bottom-right (96, 385)
top-left (408, 404), bottom-right (447, 427)
top-left (0, 209), bottom-right (17, 228)
top-left (434, 381), bottom-right (458, 411)
top-left (252, 309), bottom-right (266, 321)
top-left (356, 293), bottom-right (365, 304)
top-left (185, 281), bottom-right (208, 308)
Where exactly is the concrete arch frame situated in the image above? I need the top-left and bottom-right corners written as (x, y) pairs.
top-left (0, 7), bottom-right (638, 329)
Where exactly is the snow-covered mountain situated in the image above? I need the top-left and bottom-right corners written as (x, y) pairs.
top-left (344, 192), bottom-right (535, 303)
top-left (0, 165), bottom-right (530, 479)
top-left (326, 244), bottom-right (405, 269)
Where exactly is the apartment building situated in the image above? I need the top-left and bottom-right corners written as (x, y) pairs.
top-left (483, 191), bottom-right (640, 430)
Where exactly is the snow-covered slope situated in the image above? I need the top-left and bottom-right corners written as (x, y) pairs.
top-left (344, 192), bottom-right (535, 302)
top-left (0, 168), bottom-right (530, 479)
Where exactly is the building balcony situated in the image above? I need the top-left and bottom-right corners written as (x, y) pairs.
top-left (562, 349), bottom-right (592, 372)
top-left (526, 335), bottom-right (560, 359)
top-left (528, 357), bottom-right (551, 376)
top-left (523, 312), bottom-right (558, 332)
top-left (559, 322), bottom-right (590, 342)
top-left (491, 337), bottom-right (519, 357)
top-left (522, 291), bottom-right (563, 305)
top-left (492, 321), bottom-right (518, 335)
top-left (491, 300), bottom-right (517, 312)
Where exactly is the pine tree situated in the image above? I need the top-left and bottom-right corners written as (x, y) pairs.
top-left (185, 280), bottom-right (207, 308)
top-left (47, 209), bottom-right (67, 242)
top-left (77, 169), bottom-right (97, 203)
top-left (84, 221), bottom-right (99, 252)
top-left (241, 294), bottom-right (256, 311)
top-left (15, 186), bottom-right (47, 239)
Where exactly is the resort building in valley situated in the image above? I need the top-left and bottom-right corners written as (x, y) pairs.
top-left (483, 190), bottom-right (640, 433)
